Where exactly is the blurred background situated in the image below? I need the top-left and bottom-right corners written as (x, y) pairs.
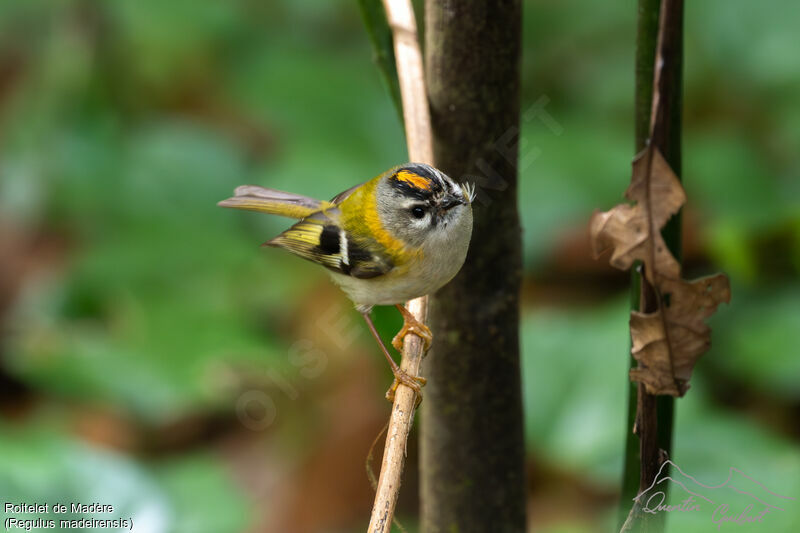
top-left (0, 1), bottom-right (798, 532)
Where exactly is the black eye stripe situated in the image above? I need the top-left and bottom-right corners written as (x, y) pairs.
top-left (392, 179), bottom-right (433, 200)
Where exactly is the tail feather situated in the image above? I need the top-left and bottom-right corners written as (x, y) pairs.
top-left (218, 185), bottom-right (331, 219)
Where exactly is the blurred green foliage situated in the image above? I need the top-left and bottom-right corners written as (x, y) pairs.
top-left (0, 422), bottom-right (169, 532)
top-left (0, 1), bottom-right (798, 532)
top-left (0, 422), bottom-right (248, 532)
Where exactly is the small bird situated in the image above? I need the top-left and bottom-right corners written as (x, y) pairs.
top-left (219, 163), bottom-right (474, 400)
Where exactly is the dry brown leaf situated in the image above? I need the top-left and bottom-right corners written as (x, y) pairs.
top-left (590, 145), bottom-right (731, 396)
top-left (629, 274), bottom-right (731, 395)
top-left (590, 147), bottom-right (684, 280)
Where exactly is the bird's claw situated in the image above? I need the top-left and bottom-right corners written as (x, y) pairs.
top-left (392, 305), bottom-right (433, 353)
top-left (385, 369), bottom-right (427, 406)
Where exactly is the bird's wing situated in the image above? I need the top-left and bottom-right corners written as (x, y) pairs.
top-left (266, 209), bottom-right (394, 279)
top-left (218, 185), bottom-right (333, 219)
top-left (329, 181), bottom-right (365, 206)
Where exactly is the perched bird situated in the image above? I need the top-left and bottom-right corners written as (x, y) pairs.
top-left (218, 163), bottom-right (474, 400)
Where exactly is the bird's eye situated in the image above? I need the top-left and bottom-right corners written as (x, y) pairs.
top-left (410, 206), bottom-right (426, 219)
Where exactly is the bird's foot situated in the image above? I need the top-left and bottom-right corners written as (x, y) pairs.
top-left (385, 368), bottom-right (427, 406)
top-left (391, 304), bottom-right (433, 353)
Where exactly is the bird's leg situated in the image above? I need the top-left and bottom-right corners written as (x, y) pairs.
top-left (391, 303), bottom-right (433, 353)
top-left (361, 311), bottom-right (426, 404)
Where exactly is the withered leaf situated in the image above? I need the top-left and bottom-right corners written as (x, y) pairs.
top-left (629, 274), bottom-right (731, 395)
top-left (590, 145), bottom-right (731, 396)
top-left (590, 147), bottom-right (685, 280)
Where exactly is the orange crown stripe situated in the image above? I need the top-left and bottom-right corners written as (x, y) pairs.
top-left (395, 170), bottom-right (432, 191)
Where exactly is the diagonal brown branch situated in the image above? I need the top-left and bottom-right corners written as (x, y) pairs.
top-left (367, 1), bottom-right (433, 531)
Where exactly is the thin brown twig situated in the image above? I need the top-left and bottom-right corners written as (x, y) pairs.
top-left (385, 0), bottom-right (433, 164)
top-left (367, 0), bottom-right (433, 531)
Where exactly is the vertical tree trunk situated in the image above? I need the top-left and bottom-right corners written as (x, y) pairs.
top-left (421, 2), bottom-right (526, 532)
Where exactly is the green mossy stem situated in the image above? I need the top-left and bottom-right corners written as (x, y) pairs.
top-left (619, 0), bottom-right (683, 531)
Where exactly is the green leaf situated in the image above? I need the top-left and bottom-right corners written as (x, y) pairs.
top-left (521, 298), bottom-right (631, 485)
top-left (0, 423), bottom-right (170, 533)
top-left (356, 0), bottom-right (403, 123)
top-left (155, 455), bottom-right (250, 533)
top-left (707, 285), bottom-right (800, 399)
top-left (0, 422), bottom-right (251, 533)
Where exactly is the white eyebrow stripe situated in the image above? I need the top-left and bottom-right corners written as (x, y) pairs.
top-left (339, 229), bottom-right (349, 266)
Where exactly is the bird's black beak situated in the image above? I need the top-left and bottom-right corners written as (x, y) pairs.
top-left (439, 195), bottom-right (464, 212)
